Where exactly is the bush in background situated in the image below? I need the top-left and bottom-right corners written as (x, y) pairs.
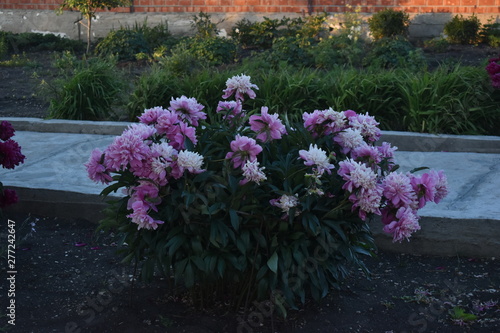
top-left (368, 9), bottom-right (410, 40)
top-left (45, 52), bottom-right (125, 120)
top-left (444, 14), bottom-right (481, 45)
top-left (364, 37), bottom-right (426, 70)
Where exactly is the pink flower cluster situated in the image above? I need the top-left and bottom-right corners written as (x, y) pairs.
top-left (0, 121), bottom-right (25, 208)
top-left (486, 56), bottom-right (500, 89)
top-left (86, 103), bottom-right (207, 230)
top-left (301, 108), bottom-right (448, 242)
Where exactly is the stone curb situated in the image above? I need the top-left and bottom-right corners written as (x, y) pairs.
top-left (5, 117), bottom-right (500, 153)
top-left (4, 117), bottom-right (500, 257)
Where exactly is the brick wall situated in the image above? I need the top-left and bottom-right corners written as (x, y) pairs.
top-left (0, 0), bottom-right (498, 15)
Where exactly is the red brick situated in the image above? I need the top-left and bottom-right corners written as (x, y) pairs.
top-left (460, 0), bottom-right (476, 4)
top-left (478, 0), bottom-right (495, 4)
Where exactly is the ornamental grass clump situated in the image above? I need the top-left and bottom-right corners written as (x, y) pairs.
top-left (86, 74), bottom-right (448, 313)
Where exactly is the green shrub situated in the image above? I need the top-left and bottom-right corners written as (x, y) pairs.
top-left (368, 9), bottom-right (410, 40)
top-left (158, 43), bottom-right (202, 76)
top-left (191, 11), bottom-right (220, 38)
top-left (46, 54), bottom-right (125, 120)
top-left (267, 36), bottom-right (314, 67)
top-left (0, 31), bottom-right (84, 54)
top-left (364, 37), bottom-right (426, 70)
top-left (230, 17), bottom-right (282, 50)
top-left (423, 37), bottom-right (450, 53)
top-left (95, 29), bottom-right (150, 61)
top-left (313, 35), bottom-right (366, 69)
top-left (444, 14), bottom-right (481, 45)
top-left (480, 19), bottom-right (500, 47)
top-left (174, 36), bottom-right (237, 67)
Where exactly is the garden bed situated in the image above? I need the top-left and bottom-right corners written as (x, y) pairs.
top-left (1, 45), bottom-right (499, 121)
top-left (1, 212), bottom-right (499, 332)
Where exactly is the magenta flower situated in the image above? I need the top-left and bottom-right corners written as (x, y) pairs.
top-left (225, 135), bottom-right (262, 168)
top-left (383, 206), bottom-right (421, 242)
top-left (85, 148), bottom-right (113, 184)
top-left (302, 108), bottom-right (346, 138)
top-left (249, 107), bottom-right (287, 142)
top-left (348, 186), bottom-right (382, 220)
top-left (486, 57), bottom-right (500, 89)
top-left (168, 121), bottom-right (198, 151)
top-left (348, 112), bottom-right (381, 142)
top-left (0, 121), bottom-right (15, 141)
top-left (382, 172), bottom-right (417, 208)
top-left (338, 158), bottom-right (378, 192)
top-left (351, 143), bottom-right (382, 167)
top-left (0, 188), bottom-right (18, 208)
top-left (104, 129), bottom-right (152, 172)
top-left (138, 106), bottom-right (166, 125)
top-left (0, 139), bottom-right (25, 169)
top-left (155, 110), bottom-right (182, 135)
top-left (409, 172), bottom-right (437, 209)
top-left (377, 142), bottom-right (398, 170)
top-left (216, 100), bottom-right (244, 122)
top-left (222, 74), bottom-right (259, 101)
top-left (430, 170), bottom-right (448, 203)
top-left (168, 96), bottom-right (206, 127)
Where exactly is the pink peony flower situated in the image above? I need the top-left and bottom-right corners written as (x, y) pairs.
top-left (0, 121), bottom-right (15, 141)
top-left (225, 135), bottom-right (263, 168)
top-left (351, 143), bottom-right (382, 167)
top-left (0, 139), bottom-right (25, 169)
top-left (377, 142), bottom-right (398, 170)
top-left (409, 172), bottom-right (437, 209)
top-left (348, 186), bottom-right (382, 220)
top-left (299, 144), bottom-right (335, 175)
top-left (155, 110), bottom-right (182, 136)
top-left (0, 188), bottom-right (18, 208)
top-left (168, 121), bottom-right (198, 151)
top-left (222, 74), bottom-right (259, 101)
top-left (168, 96), bottom-right (206, 127)
top-left (249, 106), bottom-right (287, 142)
top-left (430, 169), bottom-right (448, 203)
top-left (383, 206), bottom-right (421, 242)
top-left (85, 148), bottom-right (113, 184)
top-left (334, 128), bottom-right (364, 155)
top-left (302, 108), bottom-right (346, 138)
top-left (338, 158), bottom-right (378, 192)
top-left (382, 172), bottom-right (417, 208)
top-left (138, 106), bottom-right (166, 125)
top-left (104, 129), bottom-right (152, 172)
top-left (348, 112), bottom-right (381, 142)
top-left (216, 100), bottom-right (244, 122)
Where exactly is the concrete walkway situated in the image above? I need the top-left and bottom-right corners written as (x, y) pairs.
top-left (2, 117), bottom-right (500, 257)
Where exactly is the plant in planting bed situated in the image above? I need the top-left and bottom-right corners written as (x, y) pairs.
top-left (86, 74), bottom-right (449, 315)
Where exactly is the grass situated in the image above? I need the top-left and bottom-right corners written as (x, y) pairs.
top-left (126, 61), bottom-right (500, 135)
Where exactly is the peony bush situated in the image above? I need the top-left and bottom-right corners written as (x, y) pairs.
top-left (486, 56), bottom-right (500, 89)
top-left (86, 74), bottom-right (448, 312)
top-left (0, 121), bottom-right (25, 210)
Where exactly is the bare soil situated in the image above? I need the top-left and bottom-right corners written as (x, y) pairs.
top-left (1, 213), bottom-right (499, 333)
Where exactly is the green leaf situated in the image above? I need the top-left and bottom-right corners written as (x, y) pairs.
top-left (267, 251), bottom-right (279, 274)
top-left (229, 209), bottom-right (239, 230)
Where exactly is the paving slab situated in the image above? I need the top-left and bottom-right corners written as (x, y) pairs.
top-left (2, 118), bottom-right (500, 257)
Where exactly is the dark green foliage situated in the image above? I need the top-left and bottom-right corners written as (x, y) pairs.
top-left (95, 29), bottom-right (150, 61)
top-left (266, 36), bottom-right (315, 68)
top-left (229, 14), bottom-right (327, 50)
top-left (173, 36), bottom-right (237, 67)
top-left (444, 14), bottom-right (481, 45)
top-left (191, 11), bottom-right (220, 38)
top-left (368, 9), bottom-right (410, 40)
top-left (0, 31), bottom-right (84, 54)
top-left (364, 37), bottom-right (426, 70)
top-left (46, 53), bottom-right (125, 120)
top-left (423, 37), bottom-right (450, 53)
top-left (313, 35), bottom-right (366, 69)
top-left (480, 20), bottom-right (500, 47)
